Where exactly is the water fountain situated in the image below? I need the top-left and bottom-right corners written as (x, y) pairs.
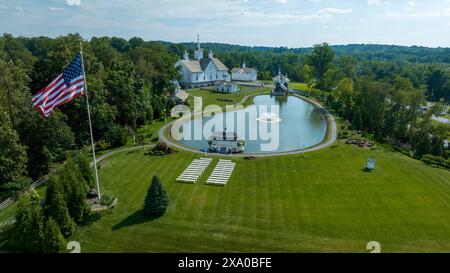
top-left (257, 112), bottom-right (282, 124)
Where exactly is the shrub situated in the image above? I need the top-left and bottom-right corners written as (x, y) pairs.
top-left (146, 142), bottom-right (175, 156)
top-left (97, 139), bottom-right (110, 150)
top-left (100, 193), bottom-right (116, 207)
top-left (104, 125), bottom-right (128, 148)
top-left (422, 154), bottom-right (449, 169)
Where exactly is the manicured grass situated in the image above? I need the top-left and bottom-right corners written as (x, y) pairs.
top-left (187, 87), bottom-right (271, 110)
top-left (67, 144), bottom-right (450, 252)
top-left (289, 82), bottom-right (308, 90)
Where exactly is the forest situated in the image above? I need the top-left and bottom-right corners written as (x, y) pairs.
top-left (1, 33), bottom-right (450, 199)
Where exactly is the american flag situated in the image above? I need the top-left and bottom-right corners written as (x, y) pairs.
top-left (32, 53), bottom-right (85, 117)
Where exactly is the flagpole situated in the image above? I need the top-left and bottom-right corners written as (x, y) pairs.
top-left (79, 41), bottom-right (101, 201)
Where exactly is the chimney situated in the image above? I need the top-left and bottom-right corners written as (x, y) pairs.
top-left (208, 50), bottom-right (214, 59)
top-left (183, 50), bottom-right (189, 60)
top-left (242, 62), bottom-right (246, 69)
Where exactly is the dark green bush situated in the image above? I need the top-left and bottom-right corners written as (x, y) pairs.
top-left (104, 125), bottom-right (128, 148)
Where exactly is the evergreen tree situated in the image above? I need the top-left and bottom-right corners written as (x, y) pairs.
top-left (75, 148), bottom-right (94, 189)
top-left (45, 175), bottom-right (76, 237)
top-left (40, 217), bottom-right (66, 253)
top-left (9, 194), bottom-right (44, 252)
top-left (144, 176), bottom-right (169, 217)
top-left (60, 156), bottom-right (90, 224)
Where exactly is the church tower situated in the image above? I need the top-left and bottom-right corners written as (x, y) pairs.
top-left (194, 35), bottom-right (204, 60)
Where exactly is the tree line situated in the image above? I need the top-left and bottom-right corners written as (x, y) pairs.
top-left (0, 33), bottom-right (178, 197)
top-left (303, 44), bottom-right (449, 166)
top-left (1, 34), bottom-right (450, 198)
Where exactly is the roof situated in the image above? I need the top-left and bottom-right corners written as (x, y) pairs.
top-left (231, 67), bottom-right (256, 73)
top-left (199, 58), bottom-right (211, 71)
top-left (220, 81), bottom-right (237, 87)
top-left (211, 58), bottom-right (228, 71)
top-left (209, 131), bottom-right (243, 141)
top-left (171, 90), bottom-right (189, 102)
top-left (179, 57), bottom-right (228, 73)
top-left (179, 60), bottom-right (202, 73)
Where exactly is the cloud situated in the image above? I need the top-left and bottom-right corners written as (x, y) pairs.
top-left (49, 7), bottom-right (65, 12)
top-left (318, 8), bottom-right (353, 15)
top-left (15, 6), bottom-right (23, 12)
top-left (66, 0), bottom-right (81, 6)
top-left (386, 9), bottom-right (450, 18)
top-left (275, 0), bottom-right (288, 3)
top-left (240, 7), bottom-right (352, 21)
top-left (367, 0), bottom-right (381, 6)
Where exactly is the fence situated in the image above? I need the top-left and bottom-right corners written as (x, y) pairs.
top-left (0, 177), bottom-right (47, 210)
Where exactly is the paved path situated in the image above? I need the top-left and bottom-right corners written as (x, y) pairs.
top-left (432, 116), bottom-right (450, 124)
top-left (91, 144), bottom-right (155, 167)
top-left (159, 94), bottom-right (337, 158)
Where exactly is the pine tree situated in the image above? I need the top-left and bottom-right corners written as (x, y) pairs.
top-left (75, 148), bottom-right (94, 189)
top-left (41, 217), bottom-right (66, 253)
top-left (144, 176), bottom-right (169, 217)
top-left (45, 175), bottom-right (76, 237)
top-left (60, 156), bottom-right (90, 224)
top-left (9, 195), bottom-right (44, 252)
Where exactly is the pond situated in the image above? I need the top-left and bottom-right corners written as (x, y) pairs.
top-left (175, 95), bottom-right (327, 154)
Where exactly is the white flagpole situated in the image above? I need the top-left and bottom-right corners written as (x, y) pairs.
top-left (79, 41), bottom-right (101, 201)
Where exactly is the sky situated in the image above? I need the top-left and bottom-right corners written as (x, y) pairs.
top-left (1, 0), bottom-right (450, 48)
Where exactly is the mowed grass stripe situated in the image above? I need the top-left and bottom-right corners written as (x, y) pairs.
top-left (69, 144), bottom-right (450, 252)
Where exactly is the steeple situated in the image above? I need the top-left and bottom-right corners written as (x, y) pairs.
top-left (194, 35), bottom-right (204, 60)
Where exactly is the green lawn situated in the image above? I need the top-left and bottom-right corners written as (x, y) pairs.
top-left (289, 82), bottom-right (308, 90)
top-left (63, 144), bottom-right (450, 252)
top-left (187, 87), bottom-right (271, 110)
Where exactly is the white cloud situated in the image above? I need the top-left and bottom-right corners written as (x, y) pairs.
top-left (386, 9), bottom-right (450, 18)
top-left (49, 7), bottom-right (65, 12)
top-left (66, 0), bottom-right (81, 6)
top-left (408, 1), bottom-right (415, 6)
top-left (275, 0), bottom-right (288, 3)
top-left (318, 8), bottom-right (353, 15)
top-left (239, 8), bottom-right (352, 21)
top-left (367, 0), bottom-right (381, 6)
top-left (15, 6), bottom-right (23, 12)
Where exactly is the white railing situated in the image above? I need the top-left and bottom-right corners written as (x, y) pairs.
top-left (0, 177), bottom-right (47, 210)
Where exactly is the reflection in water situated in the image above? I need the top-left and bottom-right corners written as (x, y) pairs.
top-left (177, 95), bottom-right (326, 154)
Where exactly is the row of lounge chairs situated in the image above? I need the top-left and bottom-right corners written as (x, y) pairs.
top-left (176, 158), bottom-right (235, 186)
top-left (176, 158), bottom-right (212, 183)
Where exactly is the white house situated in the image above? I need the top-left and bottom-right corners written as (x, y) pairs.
top-left (175, 38), bottom-right (229, 88)
top-left (216, 81), bottom-right (239, 93)
top-left (231, 62), bottom-right (257, 82)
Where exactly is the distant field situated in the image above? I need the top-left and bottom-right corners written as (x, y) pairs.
top-left (61, 144), bottom-right (450, 252)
